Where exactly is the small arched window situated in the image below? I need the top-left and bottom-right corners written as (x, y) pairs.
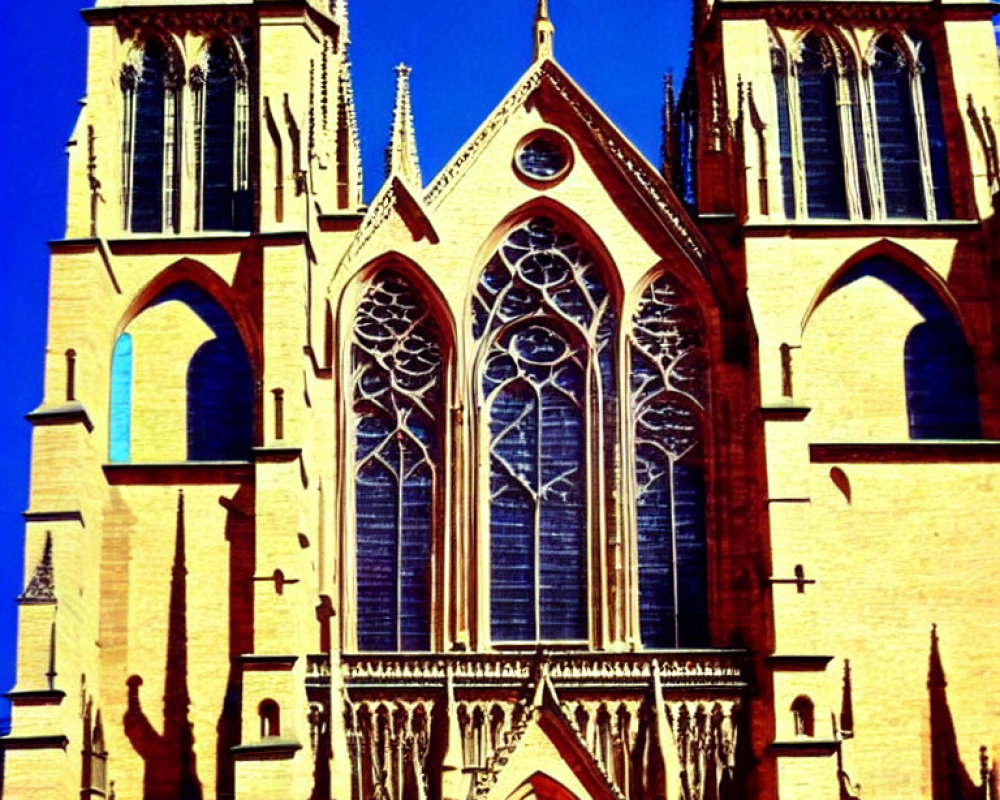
top-left (259, 699), bottom-right (280, 738)
top-left (631, 274), bottom-right (709, 648)
top-left (352, 270), bottom-right (444, 651)
top-left (194, 38), bottom-right (251, 231)
top-left (796, 33), bottom-right (849, 218)
top-left (473, 217), bottom-right (617, 644)
top-left (121, 38), bottom-right (180, 233)
top-left (871, 36), bottom-right (925, 218)
top-left (791, 695), bottom-right (815, 737)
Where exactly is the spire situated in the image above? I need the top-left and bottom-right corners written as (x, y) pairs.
top-left (385, 64), bottom-right (422, 187)
top-left (533, 0), bottom-right (554, 61)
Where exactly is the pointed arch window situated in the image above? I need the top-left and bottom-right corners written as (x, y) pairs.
top-left (193, 38), bottom-right (251, 231)
top-left (352, 270), bottom-right (444, 651)
top-left (871, 36), bottom-right (925, 218)
top-left (473, 217), bottom-right (617, 644)
top-left (121, 38), bottom-right (180, 233)
top-left (630, 274), bottom-right (709, 648)
top-left (796, 33), bottom-right (850, 218)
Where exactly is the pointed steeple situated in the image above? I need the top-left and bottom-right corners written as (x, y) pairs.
top-left (533, 0), bottom-right (555, 61)
top-left (385, 64), bottom-right (422, 187)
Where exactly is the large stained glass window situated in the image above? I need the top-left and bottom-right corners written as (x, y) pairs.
top-left (473, 217), bottom-right (616, 643)
top-left (631, 274), bottom-right (709, 648)
top-left (353, 270), bottom-right (443, 651)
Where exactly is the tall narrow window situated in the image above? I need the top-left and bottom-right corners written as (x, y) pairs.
top-left (353, 270), bottom-right (443, 651)
top-left (797, 34), bottom-right (848, 218)
top-left (915, 37), bottom-right (953, 218)
top-left (201, 39), bottom-right (252, 231)
top-left (871, 36), bottom-right (925, 218)
top-left (772, 42), bottom-right (796, 219)
top-left (124, 38), bottom-right (179, 233)
top-left (109, 333), bottom-right (133, 463)
top-left (473, 217), bottom-right (616, 643)
top-left (631, 274), bottom-right (708, 648)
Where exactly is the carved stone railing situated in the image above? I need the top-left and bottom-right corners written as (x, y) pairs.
top-left (306, 650), bottom-right (747, 800)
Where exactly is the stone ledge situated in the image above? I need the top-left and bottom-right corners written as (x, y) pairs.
top-left (767, 739), bottom-right (840, 757)
top-left (231, 739), bottom-right (302, 760)
top-left (103, 461), bottom-right (253, 485)
top-left (241, 654), bottom-right (299, 671)
top-left (26, 402), bottom-right (94, 433)
top-left (809, 441), bottom-right (1000, 464)
top-left (760, 404), bottom-right (811, 422)
top-left (766, 655), bottom-right (834, 671)
top-left (22, 509), bottom-right (85, 527)
top-left (0, 734), bottom-right (69, 751)
top-left (5, 690), bottom-right (66, 706)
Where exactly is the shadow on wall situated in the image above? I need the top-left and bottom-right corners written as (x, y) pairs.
top-left (928, 625), bottom-right (994, 800)
top-left (110, 281), bottom-right (254, 463)
top-left (123, 491), bottom-right (203, 800)
top-left (831, 258), bottom-right (980, 440)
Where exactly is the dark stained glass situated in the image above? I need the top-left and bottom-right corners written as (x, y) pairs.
top-left (474, 217), bottom-right (615, 643)
top-left (872, 37), bottom-right (925, 218)
top-left (517, 135), bottom-right (569, 179)
top-left (353, 271), bottom-right (442, 651)
top-left (203, 40), bottom-right (237, 230)
top-left (131, 40), bottom-right (168, 232)
top-left (631, 274), bottom-right (708, 648)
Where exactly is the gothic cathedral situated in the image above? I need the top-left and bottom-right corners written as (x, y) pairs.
top-left (3, 0), bottom-right (999, 798)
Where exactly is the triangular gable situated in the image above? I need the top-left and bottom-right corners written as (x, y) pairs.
top-left (421, 58), bottom-right (716, 282)
top-left (336, 174), bottom-right (438, 281)
top-left (476, 669), bottom-right (625, 800)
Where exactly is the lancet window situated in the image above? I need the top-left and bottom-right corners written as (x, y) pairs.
top-left (121, 37), bottom-right (181, 233)
top-left (473, 217), bottom-right (617, 644)
top-left (630, 274), bottom-right (709, 647)
top-left (192, 38), bottom-right (252, 231)
top-left (352, 270), bottom-right (444, 651)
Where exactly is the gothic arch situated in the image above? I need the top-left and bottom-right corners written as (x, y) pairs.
top-left (504, 772), bottom-right (587, 800)
top-left (800, 241), bottom-right (967, 341)
top-left (114, 258), bottom-right (262, 373)
top-left (466, 197), bottom-right (625, 322)
top-left (337, 253), bottom-right (455, 652)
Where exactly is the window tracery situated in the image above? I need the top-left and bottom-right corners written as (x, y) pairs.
top-left (352, 270), bottom-right (444, 651)
top-left (630, 274), bottom-right (708, 647)
top-left (473, 217), bottom-right (617, 644)
top-left (121, 37), bottom-right (181, 233)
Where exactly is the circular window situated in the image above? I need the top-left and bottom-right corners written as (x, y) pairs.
top-left (515, 131), bottom-right (572, 182)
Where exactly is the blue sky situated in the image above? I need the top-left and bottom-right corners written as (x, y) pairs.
top-left (0, 0), bottom-right (693, 723)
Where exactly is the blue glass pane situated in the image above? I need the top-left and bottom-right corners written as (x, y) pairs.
top-left (109, 334), bottom-right (133, 463)
top-left (674, 461), bottom-right (708, 646)
top-left (131, 41), bottom-right (167, 232)
top-left (356, 457), bottom-right (398, 651)
top-left (872, 38), bottom-right (924, 218)
top-left (798, 37), bottom-right (848, 218)
top-left (490, 382), bottom-right (538, 642)
top-left (517, 136), bottom-right (568, 179)
top-left (400, 462), bottom-right (432, 651)
top-left (203, 40), bottom-right (237, 231)
top-left (538, 380), bottom-right (586, 641)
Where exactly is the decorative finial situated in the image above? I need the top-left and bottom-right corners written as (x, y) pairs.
top-left (533, 0), bottom-right (554, 61)
top-left (385, 64), bottom-right (422, 187)
top-left (22, 531), bottom-right (55, 602)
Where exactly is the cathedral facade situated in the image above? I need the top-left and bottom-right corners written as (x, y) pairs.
top-left (3, 1), bottom-right (999, 799)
